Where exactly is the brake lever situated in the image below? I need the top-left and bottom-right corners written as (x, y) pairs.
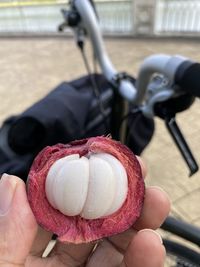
top-left (153, 92), bottom-right (199, 177)
top-left (142, 75), bottom-right (199, 176)
top-left (165, 116), bottom-right (199, 176)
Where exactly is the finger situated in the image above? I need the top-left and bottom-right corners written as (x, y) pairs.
top-left (49, 240), bottom-right (97, 266)
top-left (86, 229), bottom-right (165, 267)
top-left (136, 156), bottom-right (147, 178)
top-left (0, 174), bottom-right (37, 265)
top-left (120, 229), bottom-right (166, 267)
top-left (134, 186), bottom-right (171, 230)
top-left (107, 186), bottom-right (170, 252)
top-left (30, 226), bottom-right (53, 257)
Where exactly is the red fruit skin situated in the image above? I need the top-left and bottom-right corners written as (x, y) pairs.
top-left (27, 136), bottom-right (145, 244)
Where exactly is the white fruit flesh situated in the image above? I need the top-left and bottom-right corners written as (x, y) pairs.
top-left (45, 153), bottom-right (128, 219)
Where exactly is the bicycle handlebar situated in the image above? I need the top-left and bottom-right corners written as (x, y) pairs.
top-left (175, 61), bottom-right (200, 98)
top-left (136, 54), bottom-right (190, 99)
top-left (73, 0), bottom-right (200, 104)
top-left (74, 0), bottom-right (138, 102)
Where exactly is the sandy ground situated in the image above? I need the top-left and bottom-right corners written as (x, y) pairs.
top-left (0, 36), bottom-right (200, 262)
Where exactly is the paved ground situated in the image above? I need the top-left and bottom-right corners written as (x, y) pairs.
top-left (0, 37), bottom-right (199, 260)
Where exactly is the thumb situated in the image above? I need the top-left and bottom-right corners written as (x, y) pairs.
top-left (0, 174), bottom-right (38, 266)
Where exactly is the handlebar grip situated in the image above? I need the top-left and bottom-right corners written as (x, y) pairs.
top-left (175, 61), bottom-right (200, 98)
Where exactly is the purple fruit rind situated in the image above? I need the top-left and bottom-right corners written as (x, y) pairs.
top-left (27, 137), bottom-right (145, 244)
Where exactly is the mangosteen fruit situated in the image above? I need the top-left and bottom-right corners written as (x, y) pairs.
top-left (27, 136), bottom-right (145, 244)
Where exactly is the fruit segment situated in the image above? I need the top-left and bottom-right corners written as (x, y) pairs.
top-left (45, 154), bottom-right (80, 209)
top-left (93, 153), bottom-right (128, 216)
top-left (45, 153), bottom-right (128, 219)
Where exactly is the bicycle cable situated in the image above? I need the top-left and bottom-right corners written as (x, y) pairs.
top-left (119, 107), bottom-right (142, 145)
top-left (77, 40), bottom-right (110, 133)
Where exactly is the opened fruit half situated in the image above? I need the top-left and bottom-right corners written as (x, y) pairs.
top-left (27, 136), bottom-right (145, 244)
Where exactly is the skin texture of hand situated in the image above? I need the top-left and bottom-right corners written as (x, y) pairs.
top-left (0, 159), bottom-right (170, 267)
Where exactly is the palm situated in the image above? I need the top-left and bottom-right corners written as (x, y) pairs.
top-left (25, 186), bottom-right (168, 267)
top-left (26, 227), bottom-right (164, 267)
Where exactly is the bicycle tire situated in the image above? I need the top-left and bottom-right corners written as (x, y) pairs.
top-left (163, 239), bottom-right (200, 267)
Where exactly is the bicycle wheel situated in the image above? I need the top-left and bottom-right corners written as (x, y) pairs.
top-left (163, 239), bottom-right (200, 267)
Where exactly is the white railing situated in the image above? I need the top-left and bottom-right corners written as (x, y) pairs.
top-left (1, 0), bottom-right (200, 37)
top-left (96, 1), bottom-right (133, 34)
top-left (0, 0), bottom-right (133, 35)
top-left (155, 0), bottom-right (200, 35)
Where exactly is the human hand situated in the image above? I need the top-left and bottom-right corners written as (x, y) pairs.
top-left (0, 159), bottom-right (170, 267)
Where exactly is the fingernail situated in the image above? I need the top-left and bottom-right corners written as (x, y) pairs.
top-left (140, 229), bottom-right (163, 244)
top-left (149, 186), bottom-right (171, 203)
top-left (0, 174), bottom-right (17, 215)
top-left (149, 186), bottom-right (167, 193)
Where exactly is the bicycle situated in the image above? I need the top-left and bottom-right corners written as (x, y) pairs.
top-left (57, 0), bottom-right (200, 266)
top-left (0, 0), bottom-right (199, 266)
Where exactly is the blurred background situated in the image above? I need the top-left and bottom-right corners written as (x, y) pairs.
top-left (0, 0), bottom-right (200, 263)
top-left (1, 0), bottom-right (200, 36)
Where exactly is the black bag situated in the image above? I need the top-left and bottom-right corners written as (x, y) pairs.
top-left (0, 74), bottom-right (154, 181)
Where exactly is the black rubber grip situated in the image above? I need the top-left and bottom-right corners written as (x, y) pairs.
top-left (175, 61), bottom-right (200, 98)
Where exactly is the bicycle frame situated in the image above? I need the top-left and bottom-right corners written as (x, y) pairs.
top-left (74, 0), bottom-right (138, 102)
top-left (60, 1), bottom-right (200, 264)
